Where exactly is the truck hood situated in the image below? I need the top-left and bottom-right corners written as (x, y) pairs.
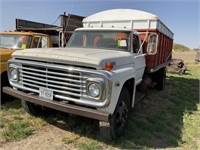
top-left (12, 47), bottom-right (134, 69)
top-left (0, 48), bottom-right (16, 62)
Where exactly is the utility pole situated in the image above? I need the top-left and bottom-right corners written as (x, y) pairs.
top-left (60, 12), bottom-right (68, 47)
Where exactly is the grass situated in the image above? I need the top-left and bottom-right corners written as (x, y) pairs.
top-left (0, 61), bottom-right (199, 149)
top-left (0, 100), bottom-right (47, 142)
top-left (62, 134), bottom-right (104, 150)
top-left (2, 120), bottom-right (33, 142)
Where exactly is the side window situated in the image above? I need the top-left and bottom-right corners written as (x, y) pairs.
top-left (132, 35), bottom-right (140, 53)
top-left (33, 36), bottom-right (48, 48)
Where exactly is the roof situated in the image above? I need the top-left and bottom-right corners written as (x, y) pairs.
top-left (83, 9), bottom-right (158, 22)
top-left (0, 31), bottom-right (50, 36)
top-left (75, 27), bottom-right (133, 32)
top-left (83, 9), bottom-right (173, 39)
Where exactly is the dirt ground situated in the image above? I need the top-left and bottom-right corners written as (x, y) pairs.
top-left (0, 125), bottom-right (77, 150)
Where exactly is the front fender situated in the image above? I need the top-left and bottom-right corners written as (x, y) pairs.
top-left (97, 64), bottom-right (136, 114)
top-left (0, 61), bottom-right (7, 74)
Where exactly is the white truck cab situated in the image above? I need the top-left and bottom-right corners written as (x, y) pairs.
top-left (67, 27), bottom-right (146, 84)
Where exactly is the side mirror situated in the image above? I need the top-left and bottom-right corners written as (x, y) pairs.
top-left (146, 33), bottom-right (158, 55)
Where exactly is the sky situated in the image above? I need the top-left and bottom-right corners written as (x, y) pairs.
top-left (0, 0), bottom-right (199, 49)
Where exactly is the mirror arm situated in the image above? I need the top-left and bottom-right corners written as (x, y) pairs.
top-left (138, 32), bottom-right (149, 54)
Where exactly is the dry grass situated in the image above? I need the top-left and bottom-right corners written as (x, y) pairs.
top-left (172, 51), bottom-right (198, 65)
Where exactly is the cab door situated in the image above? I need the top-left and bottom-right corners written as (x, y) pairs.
top-left (131, 34), bottom-right (146, 85)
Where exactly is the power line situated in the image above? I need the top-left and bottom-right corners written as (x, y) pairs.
top-left (52, 16), bottom-right (60, 25)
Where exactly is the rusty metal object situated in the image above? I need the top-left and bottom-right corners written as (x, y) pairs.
top-left (167, 59), bottom-right (187, 75)
top-left (3, 87), bottom-right (110, 122)
top-left (195, 52), bottom-right (200, 62)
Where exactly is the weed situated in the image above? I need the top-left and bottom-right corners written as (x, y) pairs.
top-left (2, 120), bottom-right (34, 142)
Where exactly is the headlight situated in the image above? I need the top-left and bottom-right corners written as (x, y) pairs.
top-left (9, 67), bottom-right (19, 82)
top-left (86, 78), bottom-right (104, 100)
top-left (88, 83), bottom-right (100, 98)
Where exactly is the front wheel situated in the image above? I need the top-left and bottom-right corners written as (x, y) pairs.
top-left (1, 73), bottom-right (10, 104)
top-left (99, 87), bottom-right (131, 140)
top-left (21, 100), bottom-right (49, 116)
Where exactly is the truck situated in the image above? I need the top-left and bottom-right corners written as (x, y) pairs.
top-left (3, 9), bottom-right (173, 139)
top-left (16, 13), bottom-right (84, 47)
top-left (0, 31), bottom-right (53, 103)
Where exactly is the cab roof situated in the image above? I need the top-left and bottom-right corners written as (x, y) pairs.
top-left (0, 31), bottom-right (50, 36)
top-left (75, 27), bottom-right (133, 32)
top-left (74, 27), bottom-right (139, 34)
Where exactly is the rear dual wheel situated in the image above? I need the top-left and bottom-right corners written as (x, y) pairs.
top-left (155, 67), bottom-right (166, 90)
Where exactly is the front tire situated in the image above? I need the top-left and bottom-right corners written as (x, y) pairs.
top-left (99, 87), bottom-right (130, 140)
top-left (1, 73), bottom-right (10, 104)
top-left (21, 100), bottom-right (48, 116)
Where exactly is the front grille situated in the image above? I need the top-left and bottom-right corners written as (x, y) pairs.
top-left (19, 64), bottom-right (87, 101)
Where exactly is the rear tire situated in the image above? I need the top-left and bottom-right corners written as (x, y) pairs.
top-left (21, 100), bottom-right (49, 116)
top-left (155, 67), bottom-right (166, 90)
top-left (99, 87), bottom-right (130, 140)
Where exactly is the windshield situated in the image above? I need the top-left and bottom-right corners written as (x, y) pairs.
top-left (67, 30), bottom-right (131, 51)
top-left (0, 34), bottom-right (32, 49)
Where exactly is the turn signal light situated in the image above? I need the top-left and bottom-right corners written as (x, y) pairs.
top-left (105, 62), bottom-right (114, 71)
